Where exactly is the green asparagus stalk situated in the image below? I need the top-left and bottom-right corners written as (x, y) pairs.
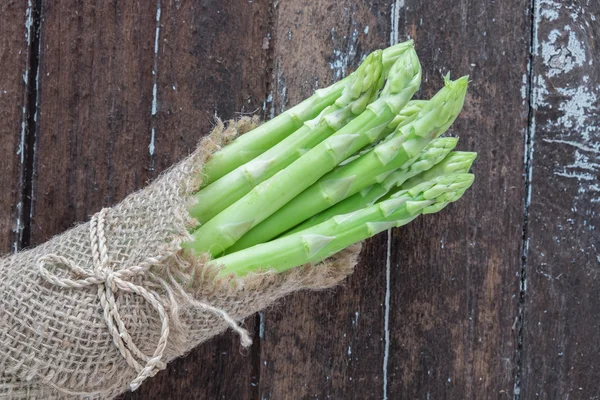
top-left (211, 173), bottom-right (475, 276)
top-left (200, 41), bottom-right (415, 186)
top-left (386, 100), bottom-right (427, 131)
top-left (336, 99), bottom-right (427, 166)
top-left (285, 138), bottom-right (460, 234)
top-left (185, 47), bottom-right (422, 256)
top-left (226, 76), bottom-right (468, 252)
top-left (190, 51), bottom-right (385, 225)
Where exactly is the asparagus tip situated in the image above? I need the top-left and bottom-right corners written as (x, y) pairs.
top-left (382, 39), bottom-right (415, 76)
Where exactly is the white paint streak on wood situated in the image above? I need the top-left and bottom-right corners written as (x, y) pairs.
top-left (329, 27), bottom-right (359, 80)
top-left (389, 0), bottom-right (403, 47)
top-left (383, 3), bottom-right (404, 395)
top-left (521, 73), bottom-right (528, 102)
top-left (149, 0), bottom-right (162, 159)
top-left (276, 64), bottom-right (287, 113)
top-left (543, 138), bottom-right (600, 155)
top-left (383, 228), bottom-right (391, 400)
top-left (259, 311), bottom-right (265, 339)
top-left (13, 0), bottom-right (35, 253)
top-left (18, 0), bottom-right (33, 163)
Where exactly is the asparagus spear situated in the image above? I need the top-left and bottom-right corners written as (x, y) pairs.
top-left (227, 76), bottom-right (468, 252)
top-left (336, 99), bottom-right (427, 167)
top-left (186, 47), bottom-right (422, 256)
top-left (212, 173), bottom-right (475, 276)
top-left (200, 41), bottom-right (415, 186)
top-left (386, 100), bottom-right (427, 131)
top-left (190, 50), bottom-right (385, 225)
top-left (400, 151), bottom-right (478, 190)
top-left (286, 138), bottom-right (462, 234)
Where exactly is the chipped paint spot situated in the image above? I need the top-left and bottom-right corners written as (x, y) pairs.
top-left (259, 311), bottom-right (265, 339)
top-left (329, 28), bottom-right (359, 80)
top-left (521, 73), bottom-right (528, 101)
top-left (543, 138), bottom-right (600, 155)
top-left (539, 0), bottom-right (560, 21)
top-left (555, 85), bottom-right (597, 141)
top-left (352, 311), bottom-right (360, 326)
top-left (539, 28), bottom-right (585, 77)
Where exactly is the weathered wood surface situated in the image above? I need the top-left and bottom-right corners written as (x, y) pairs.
top-left (257, 2), bottom-right (391, 399)
top-left (387, 1), bottom-right (530, 398)
top-left (127, 1), bottom-right (270, 398)
top-left (0, 0), bottom-right (599, 398)
top-left (30, 0), bottom-right (157, 245)
top-left (521, 1), bottom-right (600, 398)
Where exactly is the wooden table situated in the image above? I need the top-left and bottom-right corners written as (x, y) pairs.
top-left (1, 0), bottom-right (598, 398)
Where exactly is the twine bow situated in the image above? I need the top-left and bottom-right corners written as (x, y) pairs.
top-left (37, 208), bottom-right (251, 392)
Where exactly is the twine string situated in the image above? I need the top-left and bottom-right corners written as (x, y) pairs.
top-left (37, 208), bottom-right (251, 392)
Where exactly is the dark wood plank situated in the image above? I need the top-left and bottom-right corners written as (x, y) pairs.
top-left (521, 1), bottom-right (600, 398)
top-left (387, 1), bottom-right (530, 398)
top-left (257, 2), bottom-right (392, 399)
top-left (30, 0), bottom-right (157, 245)
top-left (123, 0), bottom-right (270, 399)
top-left (0, 1), bottom-right (32, 254)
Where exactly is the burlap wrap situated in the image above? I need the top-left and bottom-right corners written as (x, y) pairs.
top-left (0, 118), bottom-right (361, 399)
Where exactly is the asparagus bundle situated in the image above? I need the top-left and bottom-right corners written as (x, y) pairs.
top-left (189, 49), bottom-right (386, 224)
top-left (186, 45), bottom-right (423, 257)
top-left (184, 42), bottom-right (476, 275)
top-left (226, 75), bottom-right (468, 253)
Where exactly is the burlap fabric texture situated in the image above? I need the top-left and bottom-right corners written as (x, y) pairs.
top-left (0, 117), bottom-right (362, 399)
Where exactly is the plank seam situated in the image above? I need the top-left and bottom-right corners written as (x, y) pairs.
top-left (255, 2), bottom-right (278, 399)
top-left (383, 229), bottom-right (392, 400)
top-left (514, 0), bottom-right (539, 398)
top-left (17, 0), bottom-right (42, 251)
top-left (383, 2), bottom-right (404, 396)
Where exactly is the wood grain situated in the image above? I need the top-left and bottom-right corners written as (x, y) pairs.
top-left (30, 0), bottom-right (157, 246)
top-left (257, 1), bottom-right (392, 399)
top-left (123, 0), bottom-right (270, 399)
top-left (4, 0), bottom-right (600, 398)
top-left (521, 1), bottom-right (600, 398)
top-left (0, 1), bottom-right (32, 254)
top-left (387, 1), bottom-right (530, 397)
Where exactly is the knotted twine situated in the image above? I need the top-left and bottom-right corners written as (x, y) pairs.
top-left (0, 117), bottom-right (361, 399)
top-left (37, 207), bottom-right (252, 391)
